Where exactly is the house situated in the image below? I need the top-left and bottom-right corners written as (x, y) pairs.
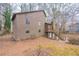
top-left (12, 10), bottom-right (46, 40)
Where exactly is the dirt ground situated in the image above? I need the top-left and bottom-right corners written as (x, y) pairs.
top-left (0, 35), bottom-right (79, 56)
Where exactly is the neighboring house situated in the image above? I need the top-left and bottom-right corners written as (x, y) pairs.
top-left (12, 10), bottom-right (46, 40)
top-left (68, 23), bottom-right (79, 33)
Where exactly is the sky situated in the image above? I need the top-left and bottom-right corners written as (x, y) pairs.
top-left (11, 3), bottom-right (79, 26)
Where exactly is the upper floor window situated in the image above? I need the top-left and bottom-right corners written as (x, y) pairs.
top-left (26, 16), bottom-right (30, 24)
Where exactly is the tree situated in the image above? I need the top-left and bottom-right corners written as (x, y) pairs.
top-left (3, 6), bottom-right (12, 33)
top-left (51, 3), bottom-right (73, 34)
top-left (51, 4), bottom-right (63, 34)
top-left (63, 4), bottom-right (79, 33)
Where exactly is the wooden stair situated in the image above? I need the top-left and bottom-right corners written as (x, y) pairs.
top-left (52, 32), bottom-right (69, 43)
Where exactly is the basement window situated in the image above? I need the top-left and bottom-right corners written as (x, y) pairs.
top-left (38, 29), bottom-right (41, 32)
top-left (26, 30), bottom-right (30, 33)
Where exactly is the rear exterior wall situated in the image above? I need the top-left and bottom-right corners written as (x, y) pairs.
top-left (13, 12), bottom-right (46, 40)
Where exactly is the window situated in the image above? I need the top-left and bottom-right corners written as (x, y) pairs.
top-left (26, 30), bottom-right (30, 33)
top-left (38, 29), bottom-right (41, 32)
top-left (26, 16), bottom-right (30, 24)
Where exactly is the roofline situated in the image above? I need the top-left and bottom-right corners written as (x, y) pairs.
top-left (12, 10), bottom-right (46, 21)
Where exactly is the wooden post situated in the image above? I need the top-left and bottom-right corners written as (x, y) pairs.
top-left (53, 33), bottom-right (55, 39)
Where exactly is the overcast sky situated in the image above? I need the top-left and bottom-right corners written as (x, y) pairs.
top-left (11, 3), bottom-right (79, 25)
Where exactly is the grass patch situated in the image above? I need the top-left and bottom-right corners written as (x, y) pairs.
top-left (36, 44), bottom-right (79, 56)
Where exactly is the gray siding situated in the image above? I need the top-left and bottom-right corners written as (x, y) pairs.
top-left (13, 11), bottom-right (46, 40)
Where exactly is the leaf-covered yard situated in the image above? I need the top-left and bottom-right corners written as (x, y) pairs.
top-left (0, 36), bottom-right (79, 56)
